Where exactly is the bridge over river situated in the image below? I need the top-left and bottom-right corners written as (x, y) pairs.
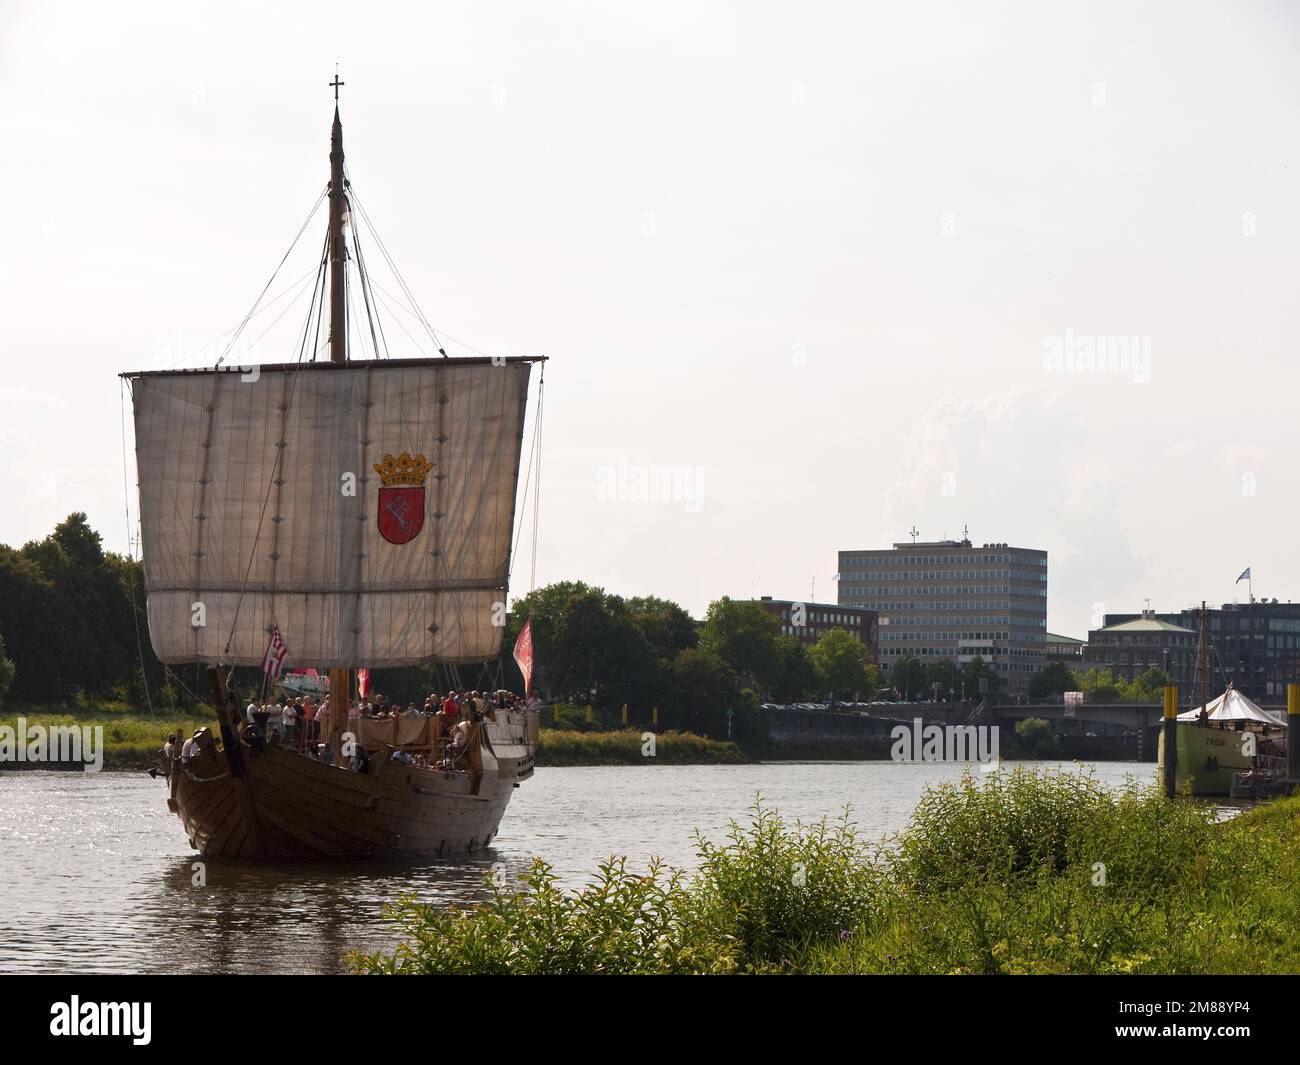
top-left (756, 699), bottom-right (1287, 762)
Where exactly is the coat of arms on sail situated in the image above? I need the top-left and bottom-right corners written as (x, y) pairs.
top-left (373, 451), bottom-right (434, 545)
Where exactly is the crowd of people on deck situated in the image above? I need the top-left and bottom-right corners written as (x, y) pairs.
top-left (163, 687), bottom-right (540, 779)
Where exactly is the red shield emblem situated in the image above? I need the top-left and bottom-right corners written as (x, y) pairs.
top-left (377, 485), bottom-right (426, 545)
top-left (373, 451), bottom-right (434, 546)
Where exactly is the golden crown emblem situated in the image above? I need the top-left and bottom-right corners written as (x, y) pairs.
top-left (373, 451), bottom-right (434, 487)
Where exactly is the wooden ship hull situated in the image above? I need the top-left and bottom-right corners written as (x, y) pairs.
top-left (167, 710), bottom-right (537, 859)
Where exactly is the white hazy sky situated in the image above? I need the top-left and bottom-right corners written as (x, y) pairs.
top-left (2, 0), bottom-right (1298, 639)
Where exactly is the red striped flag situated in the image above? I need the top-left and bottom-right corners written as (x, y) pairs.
top-left (262, 628), bottom-right (289, 679)
top-left (513, 616), bottom-right (535, 696)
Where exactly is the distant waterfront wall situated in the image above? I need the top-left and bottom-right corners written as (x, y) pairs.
top-left (756, 704), bottom-right (1151, 762)
top-left (758, 705), bottom-right (961, 759)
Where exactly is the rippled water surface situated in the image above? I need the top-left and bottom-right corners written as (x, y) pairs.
top-left (0, 760), bottom-right (1154, 974)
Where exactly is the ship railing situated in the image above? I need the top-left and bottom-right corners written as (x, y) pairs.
top-left (1257, 753), bottom-right (1287, 774)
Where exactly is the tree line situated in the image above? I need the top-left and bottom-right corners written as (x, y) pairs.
top-left (493, 582), bottom-right (880, 740)
top-left (3, 515), bottom-right (1047, 740)
top-left (0, 513), bottom-right (163, 708)
top-left (0, 517), bottom-right (884, 737)
top-left (1027, 660), bottom-right (1171, 703)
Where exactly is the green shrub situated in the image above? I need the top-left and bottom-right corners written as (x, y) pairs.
top-left (352, 801), bottom-right (881, 974)
top-left (1012, 716), bottom-right (1057, 756)
top-left (537, 729), bottom-right (746, 766)
top-left (352, 771), bottom-right (1300, 975)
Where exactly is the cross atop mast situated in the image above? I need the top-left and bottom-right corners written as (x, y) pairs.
top-left (330, 66), bottom-right (345, 101)
top-left (328, 74), bottom-right (347, 367)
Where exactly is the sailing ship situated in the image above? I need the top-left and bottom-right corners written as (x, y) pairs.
top-left (123, 86), bottom-right (543, 858)
top-left (1156, 603), bottom-right (1287, 796)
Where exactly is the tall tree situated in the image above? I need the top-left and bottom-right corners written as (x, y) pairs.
top-left (624, 595), bottom-right (699, 663)
top-left (502, 580), bottom-right (599, 693)
top-left (0, 633), bottom-right (14, 705)
top-left (547, 589), bottom-right (667, 711)
top-left (698, 597), bottom-right (779, 686)
top-left (1028, 661), bottom-right (1080, 699)
top-left (924, 659), bottom-right (962, 699)
top-left (888, 656), bottom-right (926, 700)
top-left (1075, 667), bottom-right (1121, 703)
top-left (1117, 667), bottom-right (1169, 703)
top-left (765, 635), bottom-right (818, 702)
top-left (667, 648), bottom-right (739, 737)
top-left (808, 628), bottom-right (877, 699)
top-left (961, 656), bottom-right (1001, 698)
top-left (0, 514), bottom-right (162, 704)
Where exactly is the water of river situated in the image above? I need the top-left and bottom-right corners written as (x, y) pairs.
top-left (0, 760), bottom-right (1154, 974)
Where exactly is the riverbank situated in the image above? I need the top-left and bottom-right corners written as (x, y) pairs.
top-left (352, 768), bottom-right (1300, 975)
top-left (0, 710), bottom-right (746, 769)
top-left (0, 710), bottom-right (211, 770)
top-left (538, 729), bottom-right (747, 765)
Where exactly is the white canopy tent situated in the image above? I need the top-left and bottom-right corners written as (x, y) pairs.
top-left (1177, 687), bottom-right (1287, 727)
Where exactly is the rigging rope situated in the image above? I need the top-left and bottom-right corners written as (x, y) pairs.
top-left (165, 268), bottom-right (319, 370)
top-left (347, 191), bottom-right (390, 359)
top-left (509, 363), bottom-right (545, 589)
top-left (216, 187), bottom-right (327, 368)
top-left (120, 378), bottom-right (154, 717)
top-left (349, 186), bottom-right (449, 356)
top-left (371, 287), bottom-right (432, 355)
top-left (368, 278), bottom-right (500, 359)
top-left (530, 361), bottom-right (545, 591)
top-left (222, 225), bottom-right (331, 662)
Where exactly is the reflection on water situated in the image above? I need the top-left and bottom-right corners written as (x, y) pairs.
top-left (0, 760), bottom-right (1155, 974)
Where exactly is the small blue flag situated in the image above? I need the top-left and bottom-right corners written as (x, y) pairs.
top-left (1236, 567), bottom-right (1251, 583)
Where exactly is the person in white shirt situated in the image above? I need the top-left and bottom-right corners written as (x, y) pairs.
top-left (246, 702), bottom-right (259, 724)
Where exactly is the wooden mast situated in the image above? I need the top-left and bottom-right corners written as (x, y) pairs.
top-left (326, 72), bottom-right (350, 757)
top-left (328, 77), bottom-right (346, 366)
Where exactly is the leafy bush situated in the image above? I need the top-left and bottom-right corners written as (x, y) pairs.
top-left (352, 802), bottom-right (882, 974)
top-left (682, 805), bottom-right (885, 969)
top-left (1012, 716), bottom-right (1057, 757)
top-left (353, 772), bottom-right (1300, 975)
top-left (893, 768), bottom-right (1116, 891)
top-left (537, 728), bottom-right (747, 765)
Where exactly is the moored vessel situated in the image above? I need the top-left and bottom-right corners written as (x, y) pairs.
top-left (1157, 603), bottom-right (1287, 796)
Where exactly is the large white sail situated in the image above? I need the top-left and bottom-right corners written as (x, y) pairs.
top-left (126, 358), bottom-right (534, 667)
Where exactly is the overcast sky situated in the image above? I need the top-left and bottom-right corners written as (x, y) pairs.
top-left (2, 0), bottom-right (1297, 638)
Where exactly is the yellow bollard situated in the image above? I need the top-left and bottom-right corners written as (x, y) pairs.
top-left (652, 705), bottom-right (658, 726)
top-left (586, 704), bottom-right (593, 724)
top-left (1162, 685), bottom-right (1178, 798)
top-left (621, 704), bottom-right (628, 725)
top-left (552, 703), bottom-right (559, 723)
top-left (1288, 684), bottom-right (1300, 781)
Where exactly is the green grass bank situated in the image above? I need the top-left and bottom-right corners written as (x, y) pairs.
top-left (0, 708), bottom-right (746, 770)
top-left (352, 768), bottom-right (1300, 975)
